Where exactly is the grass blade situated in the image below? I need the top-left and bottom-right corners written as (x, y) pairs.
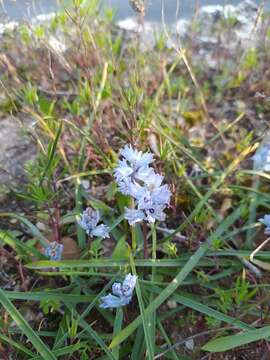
top-left (202, 326), bottom-right (270, 352)
top-left (110, 205), bottom-right (244, 348)
top-left (130, 255), bottom-right (155, 359)
top-left (112, 308), bottom-right (123, 359)
top-left (0, 288), bottom-right (56, 360)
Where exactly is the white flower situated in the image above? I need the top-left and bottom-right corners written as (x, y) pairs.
top-left (252, 144), bottom-right (270, 171)
top-left (114, 159), bottom-right (133, 183)
top-left (259, 214), bottom-right (270, 235)
top-left (78, 208), bottom-right (109, 239)
top-left (114, 145), bottom-right (154, 197)
top-left (99, 273), bottom-right (137, 309)
top-left (120, 144), bottom-right (153, 168)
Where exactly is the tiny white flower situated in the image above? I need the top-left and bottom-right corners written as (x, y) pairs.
top-left (114, 159), bottom-right (133, 183)
top-left (259, 214), bottom-right (270, 235)
top-left (78, 207), bottom-right (109, 239)
top-left (135, 166), bottom-right (157, 184)
top-left (120, 144), bottom-right (153, 168)
top-left (121, 273), bottom-right (137, 297)
top-left (111, 282), bottom-right (123, 297)
top-left (118, 179), bottom-right (132, 195)
top-left (151, 184), bottom-right (172, 205)
top-left (252, 144), bottom-right (270, 171)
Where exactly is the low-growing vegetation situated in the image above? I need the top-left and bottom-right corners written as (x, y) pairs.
top-left (0, 0), bottom-right (270, 358)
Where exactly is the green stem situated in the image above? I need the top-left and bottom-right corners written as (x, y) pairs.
top-left (143, 222), bottom-right (148, 258)
top-left (131, 198), bottom-right (137, 251)
top-left (150, 223), bottom-right (157, 354)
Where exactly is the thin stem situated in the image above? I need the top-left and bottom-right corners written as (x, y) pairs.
top-left (143, 222), bottom-right (148, 258)
top-left (131, 198), bottom-right (137, 251)
top-left (152, 223), bottom-right (157, 262)
top-left (131, 226), bottom-right (136, 252)
top-left (150, 223), bottom-right (157, 353)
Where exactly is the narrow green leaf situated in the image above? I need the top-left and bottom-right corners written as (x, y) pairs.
top-left (130, 255), bottom-right (155, 359)
top-left (0, 333), bottom-right (35, 357)
top-left (110, 205), bottom-right (243, 348)
top-left (150, 286), bottom-right (253, 331)
top-left (40, 120), bottom-right (62, 184)
top-left (26, 257), bottom-right (236, 270)
top-left (0, 212), bottom-right (48, 247)
top-left (64, 302), bottom-right (116, 360)
top-left (203, 326), bottom-right (270, 352)
top-left (0, 288), bottom-right (56, 360)
top-left (112, 308), bottom-right (123, 359)
top-left (31, 343), bottom-right (84, 360)
top-left (4, 291), bottom-right (95, 302)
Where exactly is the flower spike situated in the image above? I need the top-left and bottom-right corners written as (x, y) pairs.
top-left (78, 207), bottom-right (109, 239)
top-left (99, 273), bottom-right (137, 309)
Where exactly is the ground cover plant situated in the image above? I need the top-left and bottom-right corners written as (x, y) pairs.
top-left (1, 0), bottom-right (270, 358)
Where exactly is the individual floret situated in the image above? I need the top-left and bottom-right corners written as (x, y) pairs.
top-left (259, 214), bottom-right (270, 235)
top-left (252, 144), bottom-right (270, 171)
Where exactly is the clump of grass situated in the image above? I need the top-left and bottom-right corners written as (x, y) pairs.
top-left (0, 0), bottom-right (270, 359)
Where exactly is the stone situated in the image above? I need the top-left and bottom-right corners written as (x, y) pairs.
top-left (0, 116), bottom-right (36, 186)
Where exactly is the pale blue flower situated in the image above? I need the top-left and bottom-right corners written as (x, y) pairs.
top-left (252, 144), bottom-right (270, 171)
top-left (44, 241), bottom-right (64, 261)
top-left (120, 144), bottom-right (153, 169)
top-left (124, 208), bottom-right (146, 225)
top-left (99, 294), bottom-right (131, 308)
top-left (117, 177), bottom-right (132, 196)
top-left (144, 204), bottom-right (167, 223)
top-left (134, 165), bottom-right (156, 184)
top-left (78, 207), bottom-right (109, 239)
top-left (259, 214), bottom-right (270, 235)
top-left (114, 145), bottom-right (154, 196)
top-left (127, 177), bottom-right (171, 225)
top-left (121, 273), bottom-right (138, 296)
top-left (100, 273), bottom-right (137, 309)
top-left (114, 159), bottom-right (133, 183)
top-left (115, 144), bottom-right (171, 225)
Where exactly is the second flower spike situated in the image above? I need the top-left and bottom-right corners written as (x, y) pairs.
top-left (78, 207), bottom-right (109, 239)
top-left (100, 273), bottom-right (137, 309)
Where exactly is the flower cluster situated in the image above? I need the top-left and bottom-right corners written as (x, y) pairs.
top-left (100, 273), bottom-right (137, 309)
top-left (252, 144), bottom-right (270, 171)
top-left (114, 144), bottom-right (171, 225)
top-left (78, 207), bottom-right (109, 239)
top-left (259, 215), bottom-right (270, 235)
top-left (44, 241), bottom-right (64, 261)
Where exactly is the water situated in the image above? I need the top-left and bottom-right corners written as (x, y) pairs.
top-left (0, 0), bottom-right (267, 23)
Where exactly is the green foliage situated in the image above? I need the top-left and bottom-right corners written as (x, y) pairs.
top-left (0, 0), bottom-right (270, 358)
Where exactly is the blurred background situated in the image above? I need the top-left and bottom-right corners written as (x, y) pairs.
top-left (1, 0), bottom-right (268, 23)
